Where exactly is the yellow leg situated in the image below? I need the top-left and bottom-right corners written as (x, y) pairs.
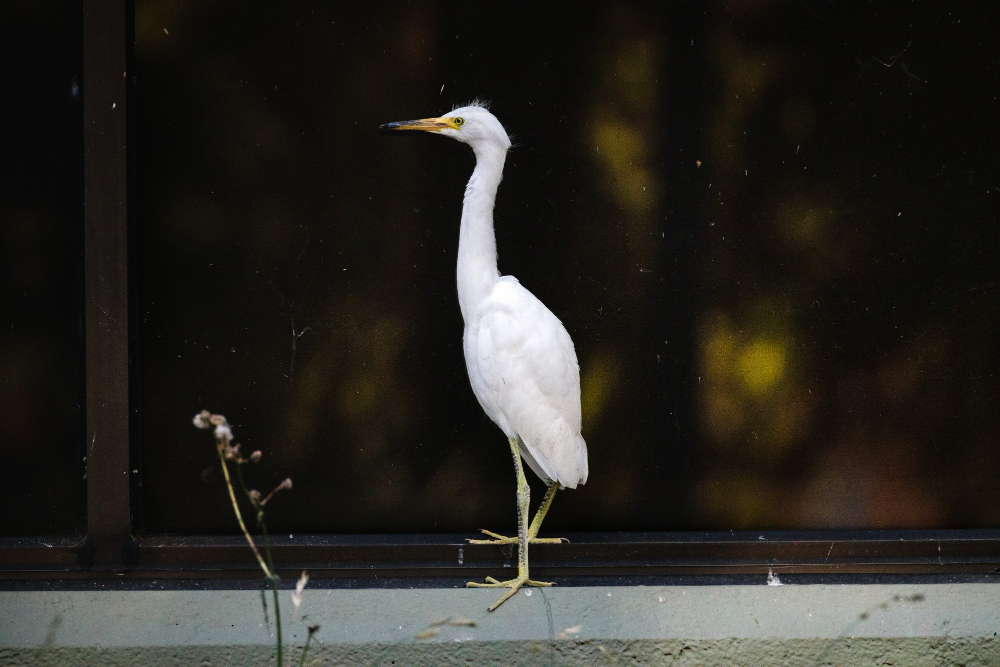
top-left (466, 436), bottom-right (553, 611)
top-left (468, 481), bottom-right (567, 544)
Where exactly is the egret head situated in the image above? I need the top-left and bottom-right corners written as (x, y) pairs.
top-left (380, 102), bottom-right (511, 155)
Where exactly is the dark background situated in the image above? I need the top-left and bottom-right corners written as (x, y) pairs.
top-left (2, 1), bottom-right (996, 538)
top-left (0, 1), bottom-right (84, 535)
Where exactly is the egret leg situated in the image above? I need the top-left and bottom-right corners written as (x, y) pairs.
top-left (468, 481), bottom-right (567, 544)
top-left (467, 436), bottom-right (553, 611)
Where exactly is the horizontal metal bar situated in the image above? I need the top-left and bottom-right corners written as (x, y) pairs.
top-left (5, 564), bottom-right (1000, 585)
top-left (132, 531), bottom-right (1000, 575)
top-left (3, 531), bottom-right (1000, 579)
top-left (3, 573), bottom-right (998, 594)
top-left (0, 537), bottom-right (87, 570)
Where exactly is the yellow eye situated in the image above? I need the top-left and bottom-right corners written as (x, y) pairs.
top-left (454, 117), bottom-right (464, 127)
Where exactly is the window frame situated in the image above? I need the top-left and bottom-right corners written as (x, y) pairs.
top-left (3, 0), bottom-right (1000, 584)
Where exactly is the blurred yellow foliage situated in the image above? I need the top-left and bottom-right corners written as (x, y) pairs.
top-left (580, 346), bottom-right (620, 427)
top-left (737, 340), bottom-right (786, 395)
top-left (591, 121), bottom-right (654, 215)
top-left (698, 310), bottom-right (803, 458)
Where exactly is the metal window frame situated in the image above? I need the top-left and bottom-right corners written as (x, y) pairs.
top-left (81, 0), bottom-right (134, 572)
top-left (2, 0), bottom-right (1000, 586)
top-left (3, 531), bottom-right (1000, 581)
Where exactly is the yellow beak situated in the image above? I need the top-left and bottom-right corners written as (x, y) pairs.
top-left (379, 116), bottom-right (458, 132)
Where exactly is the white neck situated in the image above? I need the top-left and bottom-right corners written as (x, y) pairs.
top-left (456, 143), bottom-right (506, 322)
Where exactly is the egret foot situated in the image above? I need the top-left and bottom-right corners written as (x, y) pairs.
top-left (468, 438), bottom-right (560, 611)
top-left (468, 480), bottom-right (565, 545)
top-left (466, 575), bottom-right (554, 612)
top-left (467, 528), bottom-right (567, 544)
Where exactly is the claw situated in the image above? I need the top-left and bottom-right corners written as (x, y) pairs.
top-left (467, 528), bottom-right (568, 545)
top-left (466, 575), bottom-right (554, 611)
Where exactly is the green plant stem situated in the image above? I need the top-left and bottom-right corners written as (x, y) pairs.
top-left (233, 459), bottom-right (283, 666)
top-left (217, 448), bottom-right (273, 579)
top-left (270, 575), bottom-right (282, 666)
top-left (259, 522), bottom-right (283, 664)
top-left (297, 631), bottom-right (316, 667)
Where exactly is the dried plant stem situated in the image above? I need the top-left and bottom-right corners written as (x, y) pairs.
top-left (217, 447), bottom-right (273, 579)
top-left (232, 453), bottom-right (284, 666)
top-left (197, 412), bottom-right (305, 667)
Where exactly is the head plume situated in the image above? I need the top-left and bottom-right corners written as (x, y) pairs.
top-left (454, 98), bottom-right (491, 112)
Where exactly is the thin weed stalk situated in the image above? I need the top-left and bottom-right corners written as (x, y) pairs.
top-left (195, 410), bottom-right (317, 667)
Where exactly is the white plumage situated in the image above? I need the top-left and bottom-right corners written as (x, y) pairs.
top-left (465, 276), bottom-right (588, 488)
top-left (444, 104), bottom-right (588, 488)
top-left (381, 103), bottom-right (587, 610)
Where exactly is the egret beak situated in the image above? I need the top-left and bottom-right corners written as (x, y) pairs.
top-left (379, 117), bottom-right (455, 133)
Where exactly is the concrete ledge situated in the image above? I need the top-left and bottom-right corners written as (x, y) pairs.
top-left (2, 639), bottom-right (999, 667)
top-left (2, 584), bottom-right (999, 665)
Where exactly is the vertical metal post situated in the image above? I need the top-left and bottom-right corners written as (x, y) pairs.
top-left (83, 0), bottom-right (132, 568)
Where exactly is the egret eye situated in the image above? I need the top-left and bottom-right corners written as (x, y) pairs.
top-left (454, 117), bottom-right (465, 127)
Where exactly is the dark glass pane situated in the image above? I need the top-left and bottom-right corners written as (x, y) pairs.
top-left (0, 1), bottom-right (83, 535)
top-left (136, 1), bottom-right (999, 534)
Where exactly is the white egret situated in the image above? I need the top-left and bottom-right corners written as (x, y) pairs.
top-left (381, 103), bottom-right (588, 611)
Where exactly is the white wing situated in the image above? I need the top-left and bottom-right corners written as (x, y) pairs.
top-left (465, 276), bottom-right (588, 488)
